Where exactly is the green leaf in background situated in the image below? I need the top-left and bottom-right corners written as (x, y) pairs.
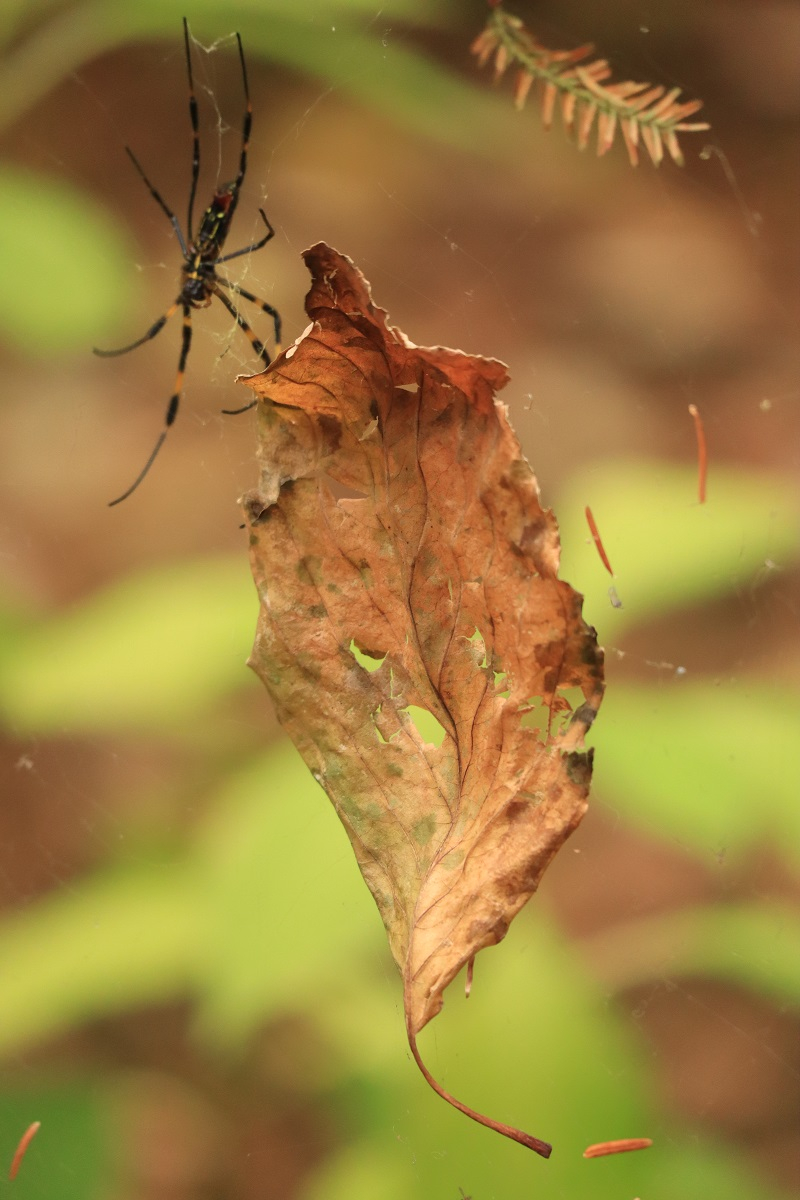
top-left (192, 743), bottom-right (384, 1046)
top-left (0, 1), bottom-right (459, 145)
top-left (300, 1145), bottom-right (417, 1200)
top-left (0, 741), bottom-right (376, 1056)
top-left (239, 10), bottom-right (503, 155)
top-left (0, 1085), bottom-right (109, 1200)
top-left (0, 556), bottom-right (256, 733)
top-left (0, 164), bottom-right (134, 355)
top-left (0, 860), bottom-right (199, 1056)
top-left (556, 460), bottom-right (799, 630)
top-left (0, 0), bottom-right (543, 180)
top-left (597, 681), bottom-right (800, 866)
top-left (581, 901), bottom-right (800, 1008)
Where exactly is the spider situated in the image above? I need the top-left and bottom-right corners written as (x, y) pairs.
top-left (94, 19), bottom-right (280, 506)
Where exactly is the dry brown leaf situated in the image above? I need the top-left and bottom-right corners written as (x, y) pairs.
top-left (240, 243), bottom-right (604, 1156)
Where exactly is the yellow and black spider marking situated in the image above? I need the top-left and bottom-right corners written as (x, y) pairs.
top-left (94, 18), bottom-right (281, 505)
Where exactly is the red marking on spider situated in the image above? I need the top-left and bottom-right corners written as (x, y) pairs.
top-left (585, 506), bottom-right (614, 576)
top-left (583, 1136), bottom-right (653, 1159)
top-left (9, 1121), bottom-right (41, 1181)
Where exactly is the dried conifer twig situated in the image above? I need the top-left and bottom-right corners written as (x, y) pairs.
top-left (471, 2), bottom-right (710, 166)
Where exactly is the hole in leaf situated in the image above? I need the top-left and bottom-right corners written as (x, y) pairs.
top-left (404, 705), bottom-right (446, 747)
top-left (466, 627), bottom-right (489, 670)
top-left (519, 703), bottom-right (550, 735)
top-left (519, 686), bottom-right (588, 737)
top-left (556, 686), bottom-right (588, 715)
top-left (350, 639), bottom-right (386, 673)
top-left (372, 706), bottom-right (389, 744)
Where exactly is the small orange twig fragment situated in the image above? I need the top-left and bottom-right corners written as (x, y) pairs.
top-left (583, 1136), bottom-right (653, 1159)
top-left (585, 506), bottom-right (614, 576)
top-left (9, 1121), bottom-right (41, 1181)
top-left (688, 403), bottom-right (707, 503)
top-left (465, 955), bottom-right (475, 998)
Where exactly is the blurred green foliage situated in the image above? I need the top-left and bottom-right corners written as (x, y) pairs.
top-left (0, 2), bottom-right (798, 1198)
top-left (0, 166), bottom-right (133, 355)
top-left (1, 458), bottom-right (797, 1198)
top-left (0, 557), bottom-right (258, 732)
top-left (0, 1087), bottom-right (107, 1200)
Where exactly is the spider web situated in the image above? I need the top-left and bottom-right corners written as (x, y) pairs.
top-left (0, 3), bottom-right (798, 1198)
